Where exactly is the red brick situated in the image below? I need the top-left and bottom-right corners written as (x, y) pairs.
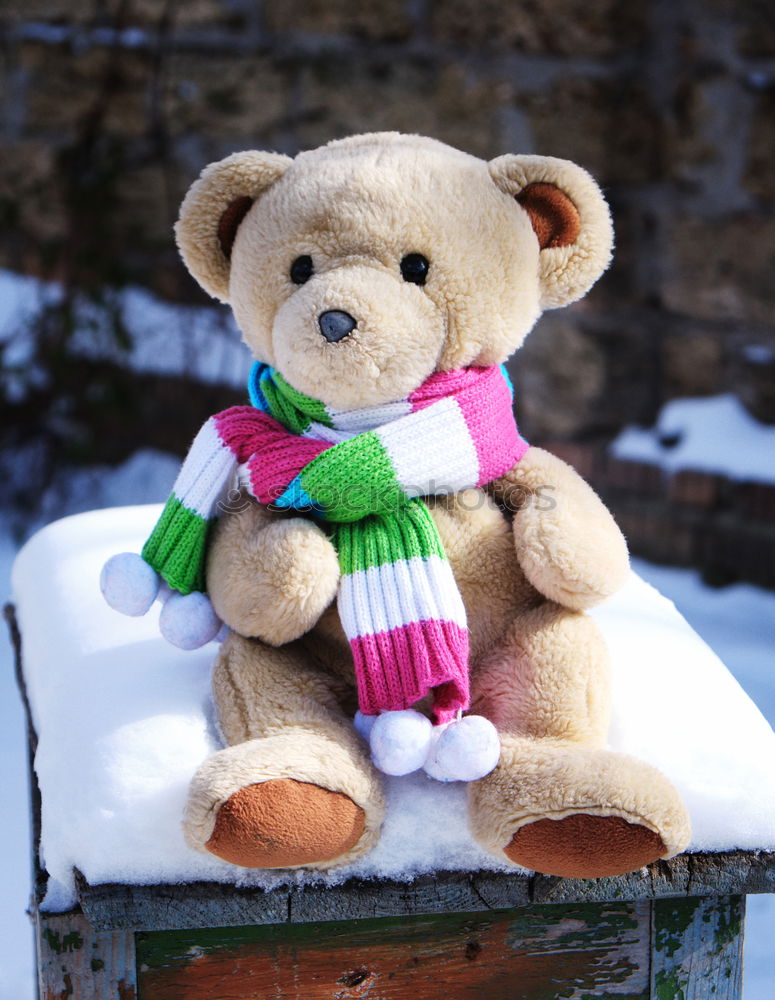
top-left (602, 458), bottom-right (665, 498)
top-left (736, 482), bottom-right (775, 524)
top-left (668, 470), bottom-right (722, 509)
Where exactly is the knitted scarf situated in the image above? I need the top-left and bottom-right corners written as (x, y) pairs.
top-left (142, 363), bottom-right (528, 724)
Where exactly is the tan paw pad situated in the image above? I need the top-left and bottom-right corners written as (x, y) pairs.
top-left (504, 813), bottom-right (666, 878)
top-left (205, 778), bottom-right (365, 868)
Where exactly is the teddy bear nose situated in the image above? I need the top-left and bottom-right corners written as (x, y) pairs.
top-left (318, 310), bottom-right (357, 342)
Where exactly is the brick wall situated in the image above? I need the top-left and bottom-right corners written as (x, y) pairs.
top-left (1, 0), bottom-right (774, 486)
top-left (545, 441), bottom-right (775, 588)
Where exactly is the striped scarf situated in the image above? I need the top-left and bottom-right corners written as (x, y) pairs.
top-left (142, 363), bottom-right (528, 724)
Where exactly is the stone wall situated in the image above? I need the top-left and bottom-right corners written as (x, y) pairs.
top-left (1, 0), bottom-right (774, 444)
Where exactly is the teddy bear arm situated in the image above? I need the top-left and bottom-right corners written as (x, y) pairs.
top-left (489, 446), bottom-right (630, 610)
top-left (206, 495), bottom-right (340, 644)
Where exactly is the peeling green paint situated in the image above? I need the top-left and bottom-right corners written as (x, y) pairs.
top-left (506, 902), bottom-right (640, 951)
top-left (654, 899), bottom-right (702, 958)
top-left (42, 927), bottom-right (84, 955)
top-left (655, 969), bottom-right (687, 1000)
top-left (713, 898), bottom-right (743, 953)
top-left (653, 895), bottom-right (743, 1000)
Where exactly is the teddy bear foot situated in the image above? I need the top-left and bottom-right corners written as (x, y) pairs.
top-left (183, 731), bottom-right (384, 870)
top-left (205, 778), bottom-right (366, 868)
top-left (468, 740), bottom-right (691, 878)
top-left (503, 813), bottom-right (665, 879)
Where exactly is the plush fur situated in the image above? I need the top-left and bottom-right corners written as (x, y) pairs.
top-left (175, 132), bottom-right (690, 876)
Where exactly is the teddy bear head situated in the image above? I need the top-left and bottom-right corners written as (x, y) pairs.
top-left (176, 132), bottom-right (613, 410)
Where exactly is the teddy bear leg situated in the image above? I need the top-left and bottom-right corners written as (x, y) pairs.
top-left (184, 633), bottom-right (384, 869)
top-left (468, 603), bottom-right (691, 877)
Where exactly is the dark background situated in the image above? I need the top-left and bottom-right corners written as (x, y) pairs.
top-left (1, 0), bottom-right (774, 580)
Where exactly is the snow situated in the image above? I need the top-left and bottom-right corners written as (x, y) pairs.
top-left (8, 505), bottom-right (775, 916)
top-left (610, 394), bottom-right (775, 484)
top-left (0, 268), bottom-right (248, 389)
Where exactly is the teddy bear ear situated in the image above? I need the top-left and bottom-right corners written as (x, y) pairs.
top-left (175, 150), bottom-right (293, 302)
top-left (488, 154), bottom-right (614, 310)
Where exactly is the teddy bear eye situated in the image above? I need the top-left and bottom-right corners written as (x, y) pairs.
top-left (290, 255), bottom-right (314, 284)
top-left (400, 253), bottom-right (429, 286)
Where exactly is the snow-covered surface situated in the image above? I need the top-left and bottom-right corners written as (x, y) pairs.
top-left (611, 394), bottom-right (775, 484)
top-left (2, 494), bottom-right (775, 997)
top-left (0, 268), bottom-right (248, 389)
top-left (10, 506), bottom-right (775, 914)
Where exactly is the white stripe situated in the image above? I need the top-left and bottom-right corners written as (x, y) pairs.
top-left (327, 399), bottom-right (412, 433)
top-left (338, 555), bottom-right (467, 637)
top-left (302, 421), bottom-right (358, 444)
top-left (172, 418), bottom-right (237, 519)
top-left (376, 398), bottom-right (479, 496)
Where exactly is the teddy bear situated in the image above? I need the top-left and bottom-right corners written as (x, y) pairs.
top-left (103, 132), bottom-right (691, 879)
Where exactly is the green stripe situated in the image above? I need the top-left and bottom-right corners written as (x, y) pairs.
top-left (334, 499), bottom-right (446, 574)
top-left (299, 431), bottom-right (402, 521)
top-left (259, 376), bottom-right (311, 435)
top-left (271, 372), bottom-right (333, 429)
top-left (141, 495), bottom-right (212, 595)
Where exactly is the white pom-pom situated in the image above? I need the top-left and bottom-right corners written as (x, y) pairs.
top-left (423, 715), bottom-right (501, 782)
top-left (159, 592), bottom-right (222, 650)
top-left (353, 710), bottom-right (377, 741)
top-left (100, 553), bottom-right (159, 617)
top-left (369, 709), bottom-right (433, 776)
top-left (215, 623), bottom-right (232, 644)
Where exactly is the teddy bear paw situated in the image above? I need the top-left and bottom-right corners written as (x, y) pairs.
top-left (504, 813), bottom-right (666, 879)
top-left (205, 778), bottom-right (366, 869)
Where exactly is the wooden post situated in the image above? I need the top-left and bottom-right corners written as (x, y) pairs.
top-left (652, 896), bottom-right (745, 1000)
top-left (37, 911), bottom-right (137, 1000)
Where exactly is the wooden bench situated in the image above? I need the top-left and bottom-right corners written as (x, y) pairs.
top-left (7, 600), bottom-right (775, 999)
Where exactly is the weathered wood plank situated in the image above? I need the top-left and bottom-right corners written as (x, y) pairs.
top-left (37, 911), bottom-right (137, 1000)
top-left (533, 853), bottom-right (775, 905)
top-left (74, 849), bottom-right (775, 934)
top-left (74, 871), bottom-right (291, 933)
top-left (651, 895), bottom-right (744, 1000)
top-left (76, 869), bottom-right (531, 934)
top-left (136, 901), bottom-right (652, 1000)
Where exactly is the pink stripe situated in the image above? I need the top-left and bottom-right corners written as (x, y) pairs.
top-left (248, 438), bottom-right (329, 504)
top-left (213, 407), bottom-right (286, 463)
top-left (352, 619), bottom-right (469, 723)
top-left (214, 406), bottom-right (330, 503)
top-left (408, 367), bottom-right (485, 412)
top-left (452, 367), bottom-right (529, 486)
